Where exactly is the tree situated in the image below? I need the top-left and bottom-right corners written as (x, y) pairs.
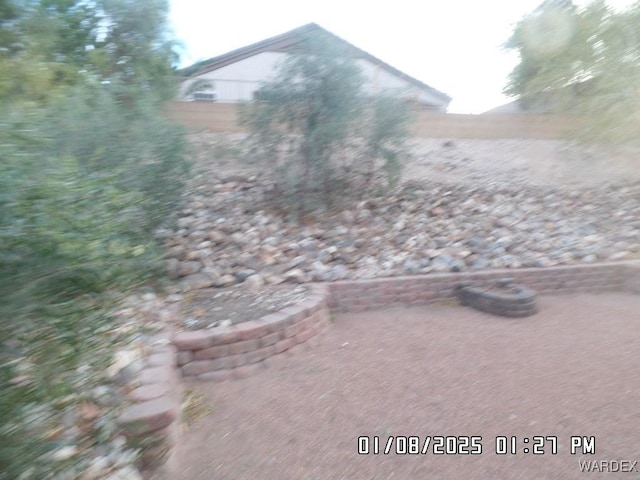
top-left (242, 31), bottom-right (413, 220)
top-left (0, 0), bottom-right (179, 105)
top-left (504, 0), bottom-right (640, 143)
top-left (91, 0), bottom-right (180, 103)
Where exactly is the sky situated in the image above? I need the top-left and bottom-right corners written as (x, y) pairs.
top-left (168, 0), bottom-right (636, 114)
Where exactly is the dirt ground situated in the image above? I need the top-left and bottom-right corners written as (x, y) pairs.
top-left (190, 134), bottom-right (640, 188)
top-left (405, 138), bottom-right (640, 188)
top-left (157, 293), bottom-right (640, 480)
top-left (179, 285), bottom-right (308, 330)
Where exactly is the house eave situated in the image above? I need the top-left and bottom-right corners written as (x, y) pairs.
top-left (179, 23), bottom-right (451, 105)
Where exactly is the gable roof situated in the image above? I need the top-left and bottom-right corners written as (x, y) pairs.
top-left (179, 23), bottom-right (451, 105)
top-left (482, 99), bottom-right (526, 114)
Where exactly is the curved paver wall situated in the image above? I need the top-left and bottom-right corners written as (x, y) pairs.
top-left (174, 284), bottom-right (330, 381)
top-left (117, 333), bottom-right (181, 472)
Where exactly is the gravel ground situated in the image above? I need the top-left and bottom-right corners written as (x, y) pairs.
top-left (189, 133), bottom-right (640, 188)
top-left (157, 292), bottom-right (640, 480)
top-left (405, 138), bottom-right (640, 188)
top-left (179, 284), bottom-right (308, 330)
top-left (164, 135), bottom-right (640, 290)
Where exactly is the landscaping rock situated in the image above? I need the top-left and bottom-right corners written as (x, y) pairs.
top-left (244, 274), bottom-right (265, 293)
top-left (284, 268), bottom-right (309, 284)
top-left (234, 269), bottom-right (257, 282)
top-left (178, 261), bottom-right (203, 277)
top-left (180, 273), bottom-right (215, 292)
top-left (161, 135), bottom-right (640, 287)
top-left (166, 258), bottom-right (181, 280)
top-left (214, 274), bottom-right (237, 288)
top-left (105, 466), bottom-right (143, 480)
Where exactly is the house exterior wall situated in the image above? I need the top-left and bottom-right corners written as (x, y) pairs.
top-left (180, 52), bottom-right (285, 102)
top-left (203, 52), bottom-right (285, 81)
top-left (181, 53), bottom-right (447, 109)
top-left (355, 60), bottom-right (445, 108)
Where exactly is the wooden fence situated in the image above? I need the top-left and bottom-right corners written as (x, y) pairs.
top-left (164, 101), bottom-right (579, 139)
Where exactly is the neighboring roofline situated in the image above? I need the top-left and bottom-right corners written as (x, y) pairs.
top-left (482, 99), bottom-right (525, 114)
top-left (179, 23), bottom-right (452, 104)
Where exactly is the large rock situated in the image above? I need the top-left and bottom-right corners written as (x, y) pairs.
top-left (176, 216), bottom-right (195, 229)
top-left (178, 261), bottom-right (203, 277)
top-left (333, 264), bottom-right (351, 280)
top-left (207, 230), bottom-right (226, 244)
top-left (244, 274), bottom-right (265, 293)
top-left (284, 268), bottom-right (309, 284)
top-left (234, 269), bottom-right (257, 282)
top-left (214, 274), bottom-right (237, 288)
top-left (167, 245), bottom-right (187, 261)
top-left (180, 273), bottom-right (215, 292)
top-left (166, 258), bottom-right (180, 280)
top-left (402, 259), bottom-right (421, 275)
top-left (264, 274), bottom-right (285, 285)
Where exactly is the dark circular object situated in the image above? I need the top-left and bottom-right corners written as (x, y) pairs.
top-left (456, 278), bottom-right (538, 318)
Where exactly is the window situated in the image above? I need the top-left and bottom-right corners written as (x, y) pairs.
top-left (192, 91), bottom-right (218, 102)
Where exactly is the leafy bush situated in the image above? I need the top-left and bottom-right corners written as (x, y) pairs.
top-left (0, 1), bottom-right (189, 476)
top-left (241, 31), bottom-right (413, 219)
top-left (0, 85), bottom-right (190, 477)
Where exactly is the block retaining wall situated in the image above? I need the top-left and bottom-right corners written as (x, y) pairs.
top-left (173, 284), bottom-right (330, 382)
top-left (117, 331), bottom-right (182, 472)
top-left (123, 261), bottom-right (639, 474)
top-left (326, 262), bottom-right (639, 313)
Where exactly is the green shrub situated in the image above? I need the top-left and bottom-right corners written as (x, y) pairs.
top-left (1, 0), bottom-right (188, 476)
top-left (0, 88), bottom-right (189, 480)
top-left (241, 31), bottom-right (413, 220)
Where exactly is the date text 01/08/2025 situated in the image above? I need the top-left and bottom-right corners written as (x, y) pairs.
top-left (357, 436), bottom-right (596, 455)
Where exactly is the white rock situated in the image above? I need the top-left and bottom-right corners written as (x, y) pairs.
top-left (109, 449), bottom-right (138, 468)
top-left (80, 456), bottom-right (111, 480)
top-left (264, 274), bottom-right (285, 285)
top-left (105, 466), bottom-right (143, 480)
top-left (180, 273), bottom-right (215, 292)
top-left (214, 274), bottom-right (237, 287)
top-left (107, 350), bottom-right (139, 379)
top-left (284, 268), bottom-right (309, 283)
top-left (244, 274), bottom-right (265, 293)
top-left (112, 436), bottom-right (127, 450)
top-left (176, 216), bottom-right (194, 228)
top-left (178, 261), bottom-right (203, 277)
top-left (185, 318), bottom-right (199, 328)
top-left (50, 446), bottom-right (78, 461)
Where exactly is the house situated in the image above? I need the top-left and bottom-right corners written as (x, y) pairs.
top-left (178, 23), bottom-right (451, 111)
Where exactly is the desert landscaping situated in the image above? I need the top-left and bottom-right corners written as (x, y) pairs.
top-left (149, 135), bottom-right (640, 333)
top-left (121, 133), bottom-right (640, 479)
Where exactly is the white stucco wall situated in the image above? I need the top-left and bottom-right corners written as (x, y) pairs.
top-left (180, 52), bottom-right (285, 102)
top-left (181, 52), bottom-right (447, 109)
top-left (356, 60), bottom-right (446, 107)
top-left (205, 51), bottom-right (286, 82)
